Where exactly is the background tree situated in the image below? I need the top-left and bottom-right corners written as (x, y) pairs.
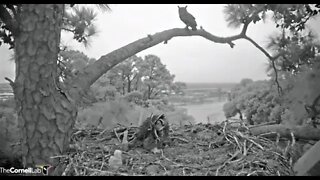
top-left (171, 81), bottom-right (187, 96)
top-left (139, 55), bottom-right (175, 99)
top-left (224, 79), bottom-right (285, 125)
top-left (105, 55), bottom-right (143, 95)
top-left (58, 49), bottom-right (96, 81)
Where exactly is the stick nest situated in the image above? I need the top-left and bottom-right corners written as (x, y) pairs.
top-left (57, 119), bottom-right (297, 176)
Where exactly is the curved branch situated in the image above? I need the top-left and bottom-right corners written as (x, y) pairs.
top-left (243, 36), bottom-right (283, 95)
top-left (4, 77), bottom-right (15, 90)
top-left (243, 36), bottom-right (273, 59)
top-left (72, 28), bottom-right (245, 90)
top-left (68, 24), bottom-right (284, 102)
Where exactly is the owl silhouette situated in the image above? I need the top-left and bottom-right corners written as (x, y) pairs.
top-left (178, 6), bottom-right (197, 30)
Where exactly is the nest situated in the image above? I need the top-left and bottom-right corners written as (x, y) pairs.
top-left (56, 118), bottom-right (296, 176)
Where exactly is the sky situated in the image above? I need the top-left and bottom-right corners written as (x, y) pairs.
top-left (0, 4), bottom-right (320, 83)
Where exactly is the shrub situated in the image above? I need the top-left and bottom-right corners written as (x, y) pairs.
top-left (123, 91), bottom-right (144, 105)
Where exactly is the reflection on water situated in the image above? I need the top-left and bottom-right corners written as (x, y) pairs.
top-left (179, 100), bottom-right (227, 124)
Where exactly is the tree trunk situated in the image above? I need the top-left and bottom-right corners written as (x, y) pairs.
top-left (13, 4), bottom-right (77, 175)
top-left (147, 85), bottom-right (151, 99)
top-left (127, 76), bottom-right (131, 93)
top-left (249, 124), bottom-right (320, 141)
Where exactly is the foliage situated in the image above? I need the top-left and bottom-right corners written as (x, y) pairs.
top-left (0, 4), bottom-right (111, 49)
top-left (223, 101), bottom-right (239, 119)
top-left (266, 30), bottom-right (320, 76)
top-left (91, 84), bottom-right (120, 102)
top-left (145, 98), bottom-right (175, 112)
top-left (171, 81), bottom-right (187, 95)
top-left (223, 4), bottom-right (320, 31)
top-left (139, 55), bottom-right (175, 99)
top-left (58, 49), bottom-right (96, 81)
top-left (224, 79), bottom-right (285, 125)
top-left (63, 6), bottom-right (99, 46)
top-left (93, 54), bottom-right (177, 101)
top-left (239, 78), bottom-right (254, 87)
top-left (224, 71), bottom-right (319, 126)
top-left (105, 55), bottom-right (143, 95)
top-left (123, 91), bottom-right (144, 105)
top-left (222, 4), bottom-right (320, 126)
top-left (283, 60), bottom-right (320, 125)
top-left (223, 4), bottom-right (268, 29)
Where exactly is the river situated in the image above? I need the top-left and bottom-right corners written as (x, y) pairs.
top-left (178, 99), bottom-right (227, 124)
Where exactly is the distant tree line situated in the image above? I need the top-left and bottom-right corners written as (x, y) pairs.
top-left (58, 50), bottom-right (187, 103)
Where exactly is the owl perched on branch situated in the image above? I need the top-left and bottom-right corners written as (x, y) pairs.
top-left (178, 6), bottom-right (197, 30)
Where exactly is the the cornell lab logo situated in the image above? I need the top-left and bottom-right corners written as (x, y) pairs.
top-left (36, 165), bottom-right (52, 175)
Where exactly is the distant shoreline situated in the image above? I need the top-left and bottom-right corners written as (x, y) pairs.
top-left (185, 82), bottom-right (237, 90)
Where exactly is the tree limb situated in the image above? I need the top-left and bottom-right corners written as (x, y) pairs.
top-left (71, 28), bottom-right (244, 90)
top-left (249, 124), bottom-right (320, 141)
top-left (69, 23), bottom-right (284, 101)
top-left (4, 77), bottom-right (14, 90)
top-left (243, 36), bottom-right (283, 95)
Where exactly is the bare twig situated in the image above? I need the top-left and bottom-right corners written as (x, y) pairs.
top-left (243, 140), bottom-right (247, 156)
top-left (223, 121), bottom-right (234, 144)
top-left (171, 136), bottom-right (189, 143)
top-left (113, 128), bottom-right (121, 142)
top-left (4, 77), bottom-right (15, 90)
top-left (290, 132), bottom-right (295, 147)
top-left (216, 150), bottom-right (241, 176)
top-left (243, 36), bottom-right (283, 95)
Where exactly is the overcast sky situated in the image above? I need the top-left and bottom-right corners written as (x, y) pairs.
top-left (1, 4), bottom-right (319, 83)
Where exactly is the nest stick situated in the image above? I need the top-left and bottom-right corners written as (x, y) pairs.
top-left (114, 128), bottom-right (121, 142)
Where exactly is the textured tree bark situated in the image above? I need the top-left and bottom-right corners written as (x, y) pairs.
top-left (13, 4), bottom-right (77, 175)
top-left (249, 124), bottom-right (320, 141)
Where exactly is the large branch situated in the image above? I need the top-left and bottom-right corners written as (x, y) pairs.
top-left (250, 124), bottom-right (320, 141)
top-left (72, 28), bottom-right (244, 90)
top-left (68, 23), bottom-right (282, 102)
